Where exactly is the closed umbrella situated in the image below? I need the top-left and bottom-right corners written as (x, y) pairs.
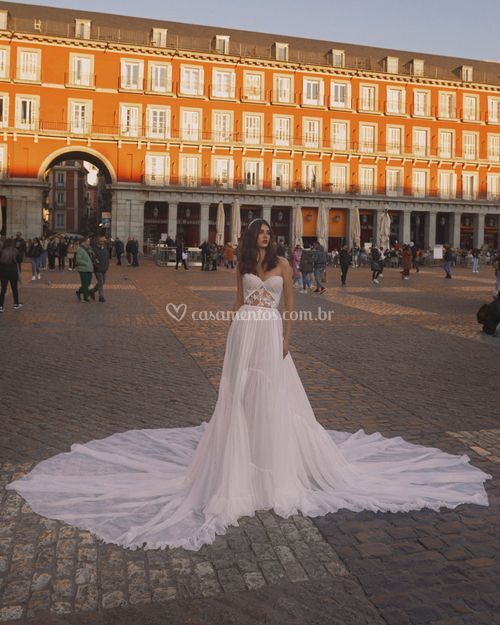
top-left (231, 199), bottom-right (241, 246)
top-left (351, 207), bottom-right (361, 248)
top-left (215, 201), bottom-right (225, 246)
top-left (316, 204), bottom-right (328, 249)
top-left (293, 204), bottom-right (303, 247)
top-left (379, 209), bottom-right (391, 251)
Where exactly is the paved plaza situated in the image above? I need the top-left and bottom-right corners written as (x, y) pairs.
top-left (0, 260), bottom-right (499, 625)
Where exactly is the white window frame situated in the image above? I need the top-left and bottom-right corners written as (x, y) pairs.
top-left (413, 128), bottom-right (429, 157)
top-left (359, 123), bottom-right (376, 153)
top-left (386, 168), bottom-right (404, 196)
top-left (15, 94), bottom-right (38, 130)
top-left (69, 99), bottom-right (92, 134)
top-left (463, 131), bottom-right (478, 160)
top-left (120, 59), bottom-right (144, 91)
top-left (273, 115), bottom-right (292, 146)
top-left (329, 49), bottom-right (345, 67)
top-left (0, 47), bottom-right (10, 79)
top-left (461, 66), bottom-right (473, 82)
top-left (180, 65), bottom-right (204, 97)
top-left (243, 71), bottom-right (264, 101)
top-left (0, 144), bottom-right (6, 179)
top-left (438, 91), bottom-right (456, 119)
top-left (331, 121), bottom-right (348, 150)
top-left (272, 160), bottom-right (291, 190)
top-left (146, 105), bottom-right (171, 140)
top-left (214, 35), bottom-right (230, 54)
top-left (487, 173), bottom-right (500, 200)
top-left (0, 11), bottom-right (8, 31)
top-left (386, 87), bottom-right (406, 115)
top-left (438, 171), bottom-right (456, 199)
top-left (487, 97), bottom-right (500, 124)
top-left (69, 54), bottom-right (94, 87)
top-left (75, 19), bottom-right (91, 39)
top-left (145, 153), bottom-right (170, 185)
top-left (148, 62), bottom-right (172, 94)
top-left (487, 134), bottom-right (500, 162)
top-left (243, 113), bottom-right (263, 145)
top-left (462, 94), bottom-right (479, 121)
top-left (17, 48), bottom-right (41, 82)
top-left (302, 162), bottom-right (321, 191)
top-left (180, 108), bottom-right (201, 141)
top-left (274, 74), bottom-right (293, 104)
top-left (359, 84), bottom-right (377, 112)
top-left (0, 93), bottom-right (9, 128)
top-left (243, 159), bottom-right (263, 190)
top-left (330, 80), bottom-right (351, 109)
top-left (438, 130), bottom-right (454, 159)
top-left (274, 42), bottom-right (289, 61)
top-left (151, 28), bottom-right (167, 47)
top-left (359, 166), bottom-right (375, 195)
top-left (385, 56), bottom-right (399, 74)
top-left (212, 156), bottom-right (234, 188)
top-left (302, 77), bottom-right (324, 106)
top-left (212, 110), bottom-right (233, 143)
top-left (412, 170), bottom-right (428, 197)
top-left (386, 126), bottom-right (403, 155)
top-left (55, 213), bottom-right (65, 229)
top-left (180, 155), bottom-right (201, 186)
top-left (330, 164), bottom-right (348, 193)
top-left (211, 68), bottom-right (236, 99)
top-left (411, 59), bottom-right (425, 76)
top-left (462, 172), bottom-right (478, 199)
top-left (55, 190), bottom-right (65, 207)
top-left (413, 90), bottom-right (430, 117)
top-left (119, 104), bottom-right (141, 137)
top-left (303, 117), bottom-right (321, 148)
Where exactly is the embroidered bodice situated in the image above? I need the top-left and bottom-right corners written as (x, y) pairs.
top-left (242, 273), bottom-right (283, 308)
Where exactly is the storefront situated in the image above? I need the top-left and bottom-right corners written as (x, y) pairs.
top-left (177, 203), bottom-right (201, 246)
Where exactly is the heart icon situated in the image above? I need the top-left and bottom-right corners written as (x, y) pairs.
top-left (166, 303), bottom-right (187, 322)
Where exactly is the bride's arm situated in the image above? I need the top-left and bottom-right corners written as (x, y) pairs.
top-left (280, 257), bottom-right (293, 356)
top-left (233, 263), bottom-right (244, 311)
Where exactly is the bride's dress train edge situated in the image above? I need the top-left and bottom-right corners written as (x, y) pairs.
top-left (6, 274), bottom-right (491, 551)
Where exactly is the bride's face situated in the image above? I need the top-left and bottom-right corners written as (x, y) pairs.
top-left (257, 225), bottom-right (271, 250)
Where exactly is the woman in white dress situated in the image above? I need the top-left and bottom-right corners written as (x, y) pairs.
top-left (7, 219), bottom-right (490, 552)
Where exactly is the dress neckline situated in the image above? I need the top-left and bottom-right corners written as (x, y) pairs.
top-left (244, 273), bottom-right (283, 284)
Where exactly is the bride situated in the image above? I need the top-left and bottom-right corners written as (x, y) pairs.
top-left (7, 219), bottom-right (490, 551)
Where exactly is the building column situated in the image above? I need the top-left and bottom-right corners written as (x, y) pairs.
top-left (372, 209), bottom-right (381, 244)
top-left (168, 202), bottom-right (178, 240)
top-left (450, 211), bottom-right (461, 249)
top-left (262, 203), bottom-right (271, 224)
top-left (199, 202), bottom-right (210, 243)
top-left (472, 212), bottom-right (485, 249)
top-left (344, 208), bottom-right (352, 247)
top-left (399, 211), bottom-right (411, 244)
top-left (497, 215), bottom-right (500, 249)
top-left (424, 211), bottom-right (437, 250)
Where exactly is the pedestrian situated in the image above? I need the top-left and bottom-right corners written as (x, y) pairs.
top-left (66, 238), bottom-right (78, 271)
top-left (40, 237), bottom-right (48, 271)
top-left (443, 245), bottom-right (453, 279)
top-left (476, 296), bottom-right (500, 335)
top-left (74, 237), bottom-right (94, 303)
top-left (401, 244), bottom-right (412, 280)
top-left (410, 242), bottom-right (420, 273)
top-left (471, 248), bottom-right (480, 273)
top-left (175, 238), bottom-right (189, 270)
top-left (47, 237), bottom-right (58, 271)
top-left (352, 245), bottom-right (359, 268)
top-left (494, 252), bottom-right (500, 296)
top-left (131, 237), bottom-right (140, 267)
top-left (339, 245), bottom-right (352, 287)
top-left (0, 239), bottom-right (23, 312)
top-left (370, 244), bottom-right (382, 284)
top-left (57, 238), bottom-right (68, 271)
top-left (299, 246), bottom-right (314, 293)
top-left (291, 244), bottom-right (302, 288)
top-left (114, 237), bottom-right (124, 265)
top-left (199, 240), bottom-right (209, 271)
top-left (28, 237), bottom-right (43, 280)
top-left (89, 235), bottom-right (109, 303)
top-left (223, 242), bottom-right (235, 269)
top-left (14, 232), bottom-right (26, 277)
top-left (125, 237), bottom-right (133, 266)
top-left (312, 241), bottom-right (327, 294)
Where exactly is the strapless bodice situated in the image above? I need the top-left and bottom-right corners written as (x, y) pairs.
top-left (242, 273), bottom-right (283, 308)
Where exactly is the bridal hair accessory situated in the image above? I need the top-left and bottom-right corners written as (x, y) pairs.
top-left (247, 217), bottom-right (266, 229)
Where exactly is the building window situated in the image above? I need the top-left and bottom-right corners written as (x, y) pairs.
top-left (463, 95), bottom-right (478, 121)
top-left (149, 63), bottom-right (172, 93)
top-left (487, 135), bottom-right (500, 162)
top-left (212, 111), bottom-right (232, 142)
top-left (413, 129), bottom-right (429, 156)
top-left (55, 191), bottom-right (65, 206)
top-left (119, 104), bottom-right (141, 137)
top-left (214, 35), bottom-right (230, 54)
top-left (331, 121), bottom-right (348, 150)
top-left (274, 42), bottom-right (289, 61)
top-left (360, 85), bottom-right (377, 112)
top-left (330, 81), bottom-right (350, 108)
top-left (359, 167), bottom-right (375, 195)
top-left (243, 160), bottom-right (262, 189)
top-left (145, 154), bottom-right (169, 185)
top-left (413, 90), bottom-right (430, 116)
top-left (462, 173), bottom-right (477, 199)
top-left (386, 169), bottom-right (403, 196)
top-left (120, 60), bottom-right (144, 90)
top-left (212, 69), bottom-right (235, 98)
top-left (412, 170), bottom-right (428, 197)
top-left (273, 116), bottom-right (292, 146)
top-left (243, 113), bottom-right (261, 144)
top-left (69, 100), bottom-right (91, 134)
top-left (180, 66), bottom-right (204, 96)
top-left (212, 157), bottom-right (233, 188)
top-left (15, 95), bottom-right (37, 130)
top-left (303, 163), bottom-right (320, 191)
top-left (384, 56), bottom-right (399, 73)
top-left (0, 145), bottom-right (6, 178)
top-left (386, 87), bottom-right (405, 114)
top-left (180, 155), bottom-right (199, 186)
top-left (151, 28), bottom-right (167, 47)
top-left (438, 92), bottom-right (456, 118)
top-left (463, 132), bottom-right (478, 160)
top-left (272, 161), bottom-right (291, 190)
top-left (0, 47), bottom-right (9, 79)
top-left (180, 109), bottom-right (201, 141)
top-left (487, 174), bottom-right (500, 200)
top-left (411, 59), bottom-right (425, 76)
top-left (438, 171), bottom-right (456, 198)
top-left (55, 213), bottom-right (65, 228)
top-left (274, 75), bottom-right (293, 103)
top-left (75, 19), bottom-right (91, 39)
top-left (329, 49), bottom-right (345, 67)
top-left (331, 165), bottom-right (347, 193)
top-left (303, 118), bottom-right (321, 148)
top-left (387, 126), bottom-right (402, 154)
top-left (438, 130), bottom-right (453, 158)
top-left (488, 97), bottom-right (500, 123)
top-left (56, 171), bottom-right (65, 186)
top-left (461, 65), bottom-right (473, 82)
top-left (146, 106), bottom-right (170, 139)
top-left (302, 78), bottom-right (324, 106)
top-left (359, 124), bottom-right (376, 152)
top-left (69, 55), bottom-right (93, 87)
top-left (17, 49), bottom-right (41, 82)
top-left (0, 10), bottom-right (8, 30)
top-left (243, 72), bottom-right (263, 101)
top-left (0, 94), bottom-right (8, 128)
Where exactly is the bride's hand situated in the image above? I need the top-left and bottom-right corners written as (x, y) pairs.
top-left (283, 339), bottom-right (289, 358)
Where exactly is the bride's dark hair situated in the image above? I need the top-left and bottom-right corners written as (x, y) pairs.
top-left (239, 219), bottom-right (278, 275)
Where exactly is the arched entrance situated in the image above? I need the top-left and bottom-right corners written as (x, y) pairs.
top-left (39, 149), bottom-right (115, 235)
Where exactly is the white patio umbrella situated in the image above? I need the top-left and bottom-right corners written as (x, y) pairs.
top-left (231, 198), bottom-right (241, 246)
top-left (215, 201), bottom-right (225, 246)
top-left (293, 204), bottom-right (303, 247)
top-left (378, 209), bottom-right (391, 250)
top-left (351, 207), bottom-right (361, 248)
top-left (316, 205), bottom-right (328, 249)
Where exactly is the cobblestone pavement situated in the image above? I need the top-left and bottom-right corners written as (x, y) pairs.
top-left (0, 261), bottom-right (498, 625)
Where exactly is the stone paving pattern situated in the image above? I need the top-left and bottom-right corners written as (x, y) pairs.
top-left (0, 260), bottom-right (498, 625)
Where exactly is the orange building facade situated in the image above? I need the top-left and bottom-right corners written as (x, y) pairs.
top-left (0, 2), bottom-right (499, 249)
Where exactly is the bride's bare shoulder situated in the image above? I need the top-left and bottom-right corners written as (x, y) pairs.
top-left (277, 256), bottom-right (292, 277)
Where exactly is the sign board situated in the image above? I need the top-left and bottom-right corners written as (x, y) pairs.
top-left (433, 245), bottom-right (443, 260)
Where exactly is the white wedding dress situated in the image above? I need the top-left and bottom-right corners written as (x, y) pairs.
top-left (7, 273), bottom-right (490, 551)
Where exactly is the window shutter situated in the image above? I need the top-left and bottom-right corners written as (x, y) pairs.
top-left (319, 81), bottom-right (325, 106)
top-left (198, 68), bottom-right (204, 96)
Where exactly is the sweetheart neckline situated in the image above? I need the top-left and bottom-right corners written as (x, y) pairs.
top-left (244, 273), bottom-right (283, 284)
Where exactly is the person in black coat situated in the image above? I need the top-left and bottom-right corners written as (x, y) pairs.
top-left (175, 238), bottom-right (188, 270)
top-left (477, 297), bottom-right (500, 335)
top-left (114, 237), bottom-right (124, 265)
top-left (0, 239), bottom-right (23, 311)
top-left (199, 240), bottom-right (209, 271)
top-left (132, 238), bottom-right (139, 267)
top-left (338, 245), bottom-right (352, 287)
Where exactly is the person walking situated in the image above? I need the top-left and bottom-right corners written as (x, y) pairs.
top-left (443, 245), bottom-right (453, 279)
top-left (370, 244), bottom-right (382, 284)
top-left (57, 238), bottom-right (68, 271)
top-left (312, 241), bottom-right (327, 294)
top-left (125, 237), bottom-right (133, 266)
top-left (28, 238), bottom-right (43, 280)
top-left (40, 237), bottom-right (48, 271)
top-left (471, 248), bottom-right (480, 273)
top-left (299, 246), bottom-right (314, 293)
top-left (291, 244), bottom-right (302, 288)
top-left (0, 239), bottom-right (23, 312)
top-left (401, 244), bottom-right (412, 280)
top-left (114, 237), bottom-right (124, 266)
top-left (410, 242), bottom-right (420, 274)
top-left (47, 237), bottom-right (58, 271)
top-left (74, 237), bottom-right (94, 303)
top-left (66, 238), bottom-right (78, 271)
top-left (199, 240), bottom-right (209, 271)
top-left (175, 238), bottom-right (189, 270)
top-left (89, 235), bottom-right (110, 303)
top-left (223, 242), bottom-right (235, 269)
top-left (339, 245), bottom-right (352, 287)
top-left (132, 238), bottom-right (140, 267)
top-left (14, 232), bottom-right (26, 277)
